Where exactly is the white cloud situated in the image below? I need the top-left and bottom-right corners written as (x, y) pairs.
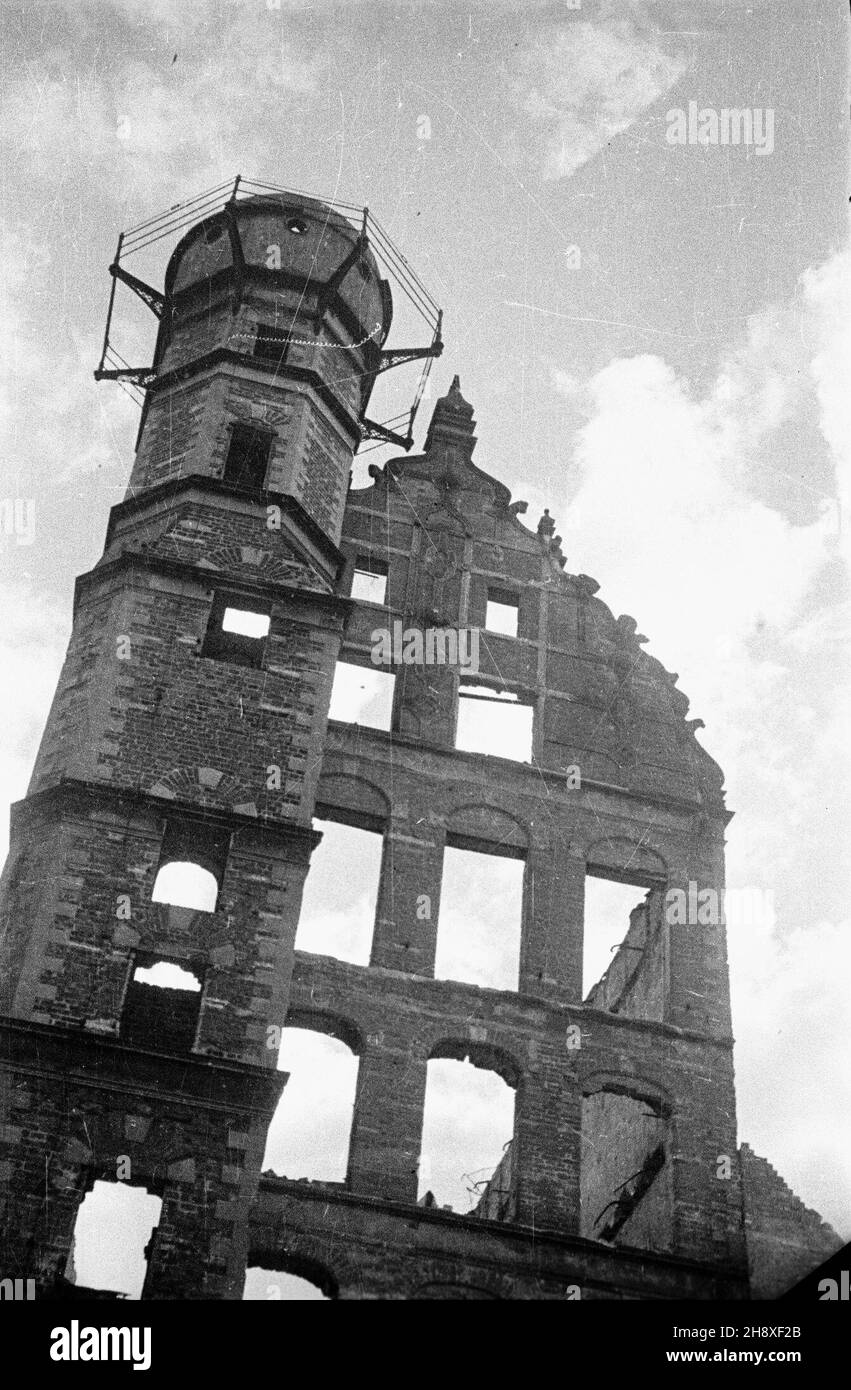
top-left (553, 243), bottom-right (851, 1234)
top-left (2, 19), bottom-right (324, 205)
top-left (513, 16), bottom-right (689, 181)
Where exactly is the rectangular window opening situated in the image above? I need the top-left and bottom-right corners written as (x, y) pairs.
top-left (434, 840), bottom-right (524, 991)
top-left (223, 422), bottom-right (272, 491)
top-left (201, 593), bottom-right (271, 668)
top-left (65, 1180), bottom-right (163, 1300)
top-left (222, 607), bottom-right (270, 638)
top-left (485, 588), bottom-right (519, 637)
top-left (121, 954), bottom-right (203, 1053)
top-left (328, 660), bottom-right (395, 731)
top-left (418, 1059), bottom-right (516, 1215)
top-left (456, 684), bottom-right (533, 763)
top-left (295, 817), bottom-right (383, 965)
top-left (350, 558), bottom-right (388, 606)
top-left (253, 322), bottom-right (290, 370)
top-left (583, 872), bottom-right (664, 1012)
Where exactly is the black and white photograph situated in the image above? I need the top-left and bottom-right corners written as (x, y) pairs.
top-left (0, 0), bottom-right (848, 1363)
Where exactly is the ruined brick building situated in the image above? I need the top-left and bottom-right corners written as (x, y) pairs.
top-left (0, 187), bottom-right (840, 1300)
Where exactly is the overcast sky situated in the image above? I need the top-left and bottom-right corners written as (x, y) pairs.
top-left (1, 0), bottom-right (848, 1268)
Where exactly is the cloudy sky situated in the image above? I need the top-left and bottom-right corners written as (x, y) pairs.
top-left (1, 0), bottom-right (848, 1279)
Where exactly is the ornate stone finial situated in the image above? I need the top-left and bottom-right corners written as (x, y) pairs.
top-left (615, 614), bottom-right (648, 645)
top-left (508, 499), bottom-right (528, 516)
top-left (424, 374), bottom-right (477, 456)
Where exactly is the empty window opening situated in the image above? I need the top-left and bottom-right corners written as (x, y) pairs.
top-left (203, 218), bottom-right (226, 246)
top-left (152, 819), bottom-right (228, 914)
top-left (263, 1028), bottom-right (359, 1183)
top-left (243, 1268), bottom-right (332, 1301)
top-left (485, 589), bottom-right (519, 637)
top-left (434, 842), bottom-right (524, 991)
top-left (583, 875), bottom-right (659, 1004)
top-left (350, 559), bottom-right (388, 605)
top-left (581, 1091), bottom-right (672, 1252)
top-left (328, 661), bottom-right (395, 732)
top-left (222, 607), bottom-right (270, 639)
top-left (295, 818), bottom-right (382, 965)
top-left (201, 593), bottom-right (271, 668)
top-left (223, 422), bottom-right (272, 491)
top-left (151, 861), bottom-right (219, 913)
top-left (132, 961), bottom-right (201, 991)
top-left (418, 1057), bottom-right (515, 1215)
top-left (253, 323), bottom-right (290, 370)
top-left (65, 1181), bottom-right (162, 1300)
top-left (455, 685), bottom-right (533, 762)
top-left (121, 956), bottom-right (202, 1052)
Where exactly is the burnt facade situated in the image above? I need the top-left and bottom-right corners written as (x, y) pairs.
top-left (0, 188), bottom-right (839, 1300)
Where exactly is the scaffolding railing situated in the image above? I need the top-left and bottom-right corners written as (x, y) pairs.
top-left (96, 175), bottom-right (444, 452)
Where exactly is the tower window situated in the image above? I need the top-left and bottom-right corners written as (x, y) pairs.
top-left (66, 1181), bottom-right (163, 1300)
top-left (350, 558), bottom-right (388, 605)
top-left (201, 592), bottom-right (271, 668)
top-left (152, 862), bottom-right (219, 912)
top-left (287, 217), bottom-right (308, 236)
top-left (203, 219), bottom-right (226, 245)
top-left (253, 324), bottom-right (290, 371)
top-left (121, 955), bottom-right (203, 1052)
top-left (152, 818), bottom-right (229, 914)
top-left (222, 607), bottom-right (270, 639)
top-left (223, 422), bottom-right (272, 491)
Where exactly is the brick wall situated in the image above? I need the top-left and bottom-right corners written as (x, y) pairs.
top-left (740, 1143), bottom-right (843, 1298)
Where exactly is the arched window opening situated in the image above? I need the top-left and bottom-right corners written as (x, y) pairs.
top-left (151, 860), bottom-right (219, 913)
top-left (581, 1089), bottom-right (672, 1252)
top-left (263, 1028), bottom-right (359, 1183)
top-left (417, 1056), bottom-right (515, 1216)
top-left (243, 1264), bottom-right (334, 1301)
top-left (65, 1181), bottom-right (162, 1300)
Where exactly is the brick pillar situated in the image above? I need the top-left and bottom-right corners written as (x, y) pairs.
top-left (345, 1029), bottom-right (427, 1202)
top-left (370, 813), bottom-right (444, 976)
top-left (664, 842), bottom-right (732, 1037)
top-left (513, 1055), bottom-right (581, 1232)
top-left (519, 842), bottom-right (584, 998)
top-left (669, 1054), bottom-right (748, 1268)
